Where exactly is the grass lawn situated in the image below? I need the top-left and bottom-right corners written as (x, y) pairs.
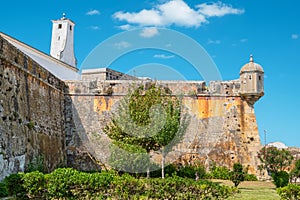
top-left (211, 180), bottom-right (280, 200)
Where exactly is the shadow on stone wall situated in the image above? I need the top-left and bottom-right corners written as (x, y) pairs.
top-left (64, 89), bottom-right (102, 172)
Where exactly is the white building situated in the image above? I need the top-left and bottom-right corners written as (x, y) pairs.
top-left (50, 13), bottom-right (76, 68)
top-left (0, 14), bottom-right (80, 81)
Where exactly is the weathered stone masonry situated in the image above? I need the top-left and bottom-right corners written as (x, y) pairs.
top-left (66, 79), bottom-right (262, 175)
top-left (0, 30), bottom-right (264, 180)
top-left (0, 36), bottom-right (66, 180)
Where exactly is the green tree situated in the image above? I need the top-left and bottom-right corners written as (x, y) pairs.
top-left (104, 83), bottom-right (187, 178)
top-left (273, 171), bottom-right (289, 188)
top-left (290, 159), bottom-right (300, 183)
top-left (154, 98), bottom-right (190, 178)
top-left (108, 141), bottom-right (150, 175)
top-left (258, 146), bottom-right (293, 175)
top-left (230, 163), bottom-right (245, 187)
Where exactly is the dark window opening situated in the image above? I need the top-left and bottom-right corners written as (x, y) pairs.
top-left (259, 75), bottom-right (261, 80)
top-left (70, 25), bottom-right (72, 31)
top-left (249, 75), bottom-right (252, 80)
top-left (58, 36), bottom-right (60, 40)
top-left (58, 24), bottom-right (62, 29)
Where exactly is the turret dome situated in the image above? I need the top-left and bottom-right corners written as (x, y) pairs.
top-left (240, 55), bottom-right (264, 74)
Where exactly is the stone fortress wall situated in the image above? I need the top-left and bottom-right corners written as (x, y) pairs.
top-left (0, 35), bottom-right (66, 180)
top-left (0, 30), bottom-right (264, 180)
top-left (66, 71), bottom-right (262, 175)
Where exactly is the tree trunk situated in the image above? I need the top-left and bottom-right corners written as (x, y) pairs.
top-left (162, 153), bottom-right (165, 179)
top-left (147, 166), bottom-right (150, 179)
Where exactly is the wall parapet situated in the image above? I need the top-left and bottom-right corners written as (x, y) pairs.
top-left (65, 79), bottom-right (241, 97)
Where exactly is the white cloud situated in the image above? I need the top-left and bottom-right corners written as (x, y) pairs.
top-left (240, 38), bottom-right (248, 43)
top-left (196, 2), bottom-right (244, 17)
top-left (157, 0), bottom-right (206, 27)
top-left (140, 27), bottom-right (159, 38)
top-left (154, 54), bottom-right (175, 59)
top-left (291, 34), bottom-right (299, 39)
top-left (119, 24), bottom-right (135, 31)
top-left (86, 9), bottom-right (100, 16)
top-left (90, 26), bottom-right (100, 30)
top-left (114, 9), bottom-right (162, 26)
top-left (207, 39), bottom-right (221, 44)
top-left (114, 41), bottom-right (131, 49)
top-left (113, 0), bottom-right (243, 28)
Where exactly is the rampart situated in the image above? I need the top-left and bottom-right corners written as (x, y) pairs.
top-left (66, 78), bottom-right (262, 175)
top-left (0, 34), bottom-right (264, 179)
top-left (0, 36), bottom-right (66, 180)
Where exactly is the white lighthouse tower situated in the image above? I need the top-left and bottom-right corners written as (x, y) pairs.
top-left (50, 13), bottom-right (76, 67)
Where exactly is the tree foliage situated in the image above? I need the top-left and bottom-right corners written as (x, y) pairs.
top-left (277, 183), bottom-right (300, 200)
top-left (230, 163), bottom-right (245, 187)
top-left (104, 83), bottom-right (189, 177)
top-left (272, 171), bottom-right (290, 188)
top-left (258, 146), bottom-right (293, 175)
top-left (290, 159), bottom-right (300, 183)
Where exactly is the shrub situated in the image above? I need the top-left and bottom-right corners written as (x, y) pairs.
top-left (56, 169), bottom-right (116, 199)
top-left (111, 173), bottom-right (146, 199)
top-left (7, 168), bottom-right (238, 199)
top-left (244, 174), bottom-right (258, 181)
top-left (0, 182), bottom-right (8, 197)
top-left (177, 165), bottom-right (206, 179)
top-left (22, 171), bottom-right (46, 199)
top-left (149, 163), bottom-right (177, 178)
top-left (45, 168), bottom-right (81, 198)
top-left (207, 166), bottom-right (231, 180)
top-left (144, 175), bottom-right (238, 199)
top-left (273, 171), bottom-right (289, 188)
top-left (230, 163), bottom-right (245, 187)
top-left (3, 173), bottom-right (26, 198)
top-left (277, 184), bottom-right (300, 200)
top-left (290, 159), bottom-right (300, 183)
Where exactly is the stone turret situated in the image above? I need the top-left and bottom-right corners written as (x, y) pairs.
top-left (239, 55), bottom-right (264, 105)
top-left (50, 13), bottom-right (76, 67)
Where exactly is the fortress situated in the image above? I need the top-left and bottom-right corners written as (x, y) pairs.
top-left (0, 15), bottom-right (264, 180)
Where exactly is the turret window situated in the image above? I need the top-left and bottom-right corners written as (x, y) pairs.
top-left (70, 25), bottom-right (72, 31)
top-left (259, 75), bottom-right (261, 80)
top-left (58, 24), bottom-right (62, 29)
top-left (249, 75), bottom-right (252, 80)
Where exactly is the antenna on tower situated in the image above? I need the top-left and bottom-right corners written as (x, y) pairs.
top-left (250, 54), bottom-right (254, 63)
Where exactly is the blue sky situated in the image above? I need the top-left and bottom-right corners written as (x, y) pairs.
top-left (0, 0), bottom-right (299, 147)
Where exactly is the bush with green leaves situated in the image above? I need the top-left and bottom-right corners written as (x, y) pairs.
top-left (277, 184), bottom-right (300, 200)
top-left (22, 171), bottom-right (46, 199)
top-left (3, 173), bottom-right (26, 198)
top-left (272, 171), bottom-right (290, 188)
top-left (144, 175), bottom-right (238, 199)
top-left (45, 168), bottom-right (116, 199)
top-left (111, 173), bottom-right (146, 199)
top-left (177, 165), bottom-right (206, 179)
top-left (149, 163), bottom-right (177, 178)
top-left (230, 163), bottom-right (245, 187)
top-left (8, 168), bottom-right (238, 199)
top-left (290, 159), bottom-right (300, 183)
top-left (206, 165), bottom-right (231, 180)
top-left (244, 174), bottom-right (258, 181)
top-left (0, 182), bottom-right (8, 197)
